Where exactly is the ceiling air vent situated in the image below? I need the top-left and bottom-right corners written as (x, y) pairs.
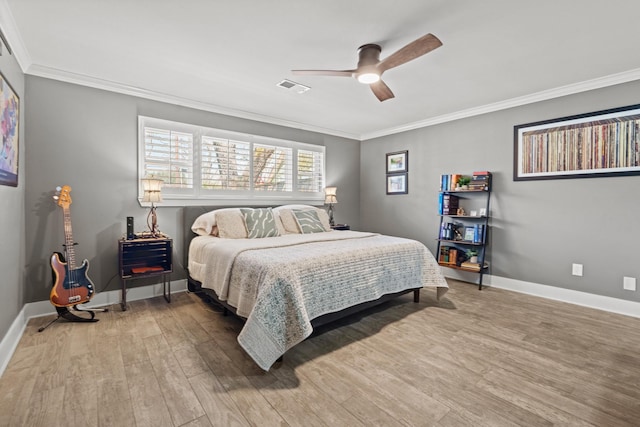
top-left (276, 79), bottom-right (310, 94)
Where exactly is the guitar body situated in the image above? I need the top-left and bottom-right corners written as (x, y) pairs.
top-left (50, 251), bottom-right (95, 307)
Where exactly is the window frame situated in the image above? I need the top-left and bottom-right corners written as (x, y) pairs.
top-left (138, 116), bottom-right (326, 206)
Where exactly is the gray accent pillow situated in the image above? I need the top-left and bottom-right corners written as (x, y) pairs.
top-left (241, 208), bottom-right (280, 238)
top-left (292, 209), bottom-right (326, 234)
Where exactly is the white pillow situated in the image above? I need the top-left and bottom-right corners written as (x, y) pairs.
top-left (191, 208), bottom-right (241, 236)
top-left (216, 210), bottom-right (248, 239)
top-left (315, 209), bottom-right (332, 232)
top-left (276, 209), bottom-right (303, 234)
top-left (273, 205), bottom-right (331, 233)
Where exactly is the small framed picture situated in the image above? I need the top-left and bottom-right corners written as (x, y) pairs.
top-left (470, 210), bottom-right (478, 217)
top-left (464, 227), bottom-right (475, 241)
top-left (479, 208), bottom-right (487, 216)
top-left (386, 150), bottom-right (408, 173)
top-left (386, 173), bottom-right (408, 195)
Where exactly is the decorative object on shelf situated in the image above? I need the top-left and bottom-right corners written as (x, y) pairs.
top-left (324, 186), bottom-right (338, 226)
top-left (386, 150), bottom-right (408, 173)
top-left (466, 248), bottom-right (478, 263)
top-left (457, 175), bottom-right (471, 190)
top-left (514, 103), bottom-right (640, 181)
top-left (437, 172), bottom-right (492, 289)
top-left (141, 176), bottom-right (164, 236)
top-left (0, 71), bottom-right (19, 187)
top-left (463, 226), bottom-right (475, 241)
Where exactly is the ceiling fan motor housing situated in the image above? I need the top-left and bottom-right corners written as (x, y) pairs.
top-left (356, 44), bottom-right (382, 80)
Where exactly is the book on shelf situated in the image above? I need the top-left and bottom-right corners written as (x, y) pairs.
top-left (472, 224), bottom-right (484, 243)
top-left (439, 246), bottom-right (450, 263)
top-left (460, 261), bottom-right (490, 271)
top-left (439, 193), bottom-right (459, 214)
top-left (470, 171), bottom-right (491, 190)
top-left (448, 248), bottom-right (458, 265)
top-left (439, 246), bottom-right (464, 265)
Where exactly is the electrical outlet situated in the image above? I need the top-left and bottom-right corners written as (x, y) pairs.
top-left (623, 277), bottom-right (636, 291)
top-left (572, 263), bottom-right (583, 277)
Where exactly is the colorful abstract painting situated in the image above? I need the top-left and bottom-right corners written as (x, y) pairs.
top-left (0, 71), bottom-right (19, 187)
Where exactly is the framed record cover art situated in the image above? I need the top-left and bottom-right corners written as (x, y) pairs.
top-left (514, 104), bottom-right (640, 181)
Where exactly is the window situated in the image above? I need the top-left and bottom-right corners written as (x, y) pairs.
top-left (138, 116), bottom-right (326, 205)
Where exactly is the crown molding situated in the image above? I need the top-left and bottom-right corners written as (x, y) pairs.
top-left (0, 0), bottom-right (32, 72)
top-left (361, 68), bottom-right (640, 141)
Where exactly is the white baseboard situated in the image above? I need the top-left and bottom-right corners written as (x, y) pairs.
top-left (0, 279), bottom-right (187, 377)
top-left (443, 270), bottom-right (640, 319)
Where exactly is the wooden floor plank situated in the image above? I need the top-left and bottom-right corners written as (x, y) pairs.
top-left (125, 361), bottom-right (174, 427)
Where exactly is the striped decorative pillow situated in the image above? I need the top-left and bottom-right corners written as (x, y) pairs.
top-left (241, 208), bottom-right (280, 238)
top-left (292, 209), bottom-right (326, 234)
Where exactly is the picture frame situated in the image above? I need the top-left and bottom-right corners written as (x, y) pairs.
top-left (386, 173), bottom-right (408, 195)
top-left (464, 226), bottom-right (475, 241)
top-left (386, 150), bottom-right (408, 173)
top-left (514, 103), bottom-right (640, 181)
top-left (479, 208), bottom-right (487, 217)
top-left (0, 71), bottom-right (19, 187)
top-left (470, 210), bottom-right (478, 217)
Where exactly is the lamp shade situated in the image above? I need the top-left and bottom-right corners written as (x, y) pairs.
top-left (324, 186), bottom-right (337, 204)
top-left (141, 177), bottom-right (164, 203)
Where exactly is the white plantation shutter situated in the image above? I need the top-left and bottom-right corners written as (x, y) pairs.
top-left (201, 137), bottom-right (250, 190)
top-left (297, 149), bottom-right (324, 192)
top-left (139, 116), bottom-right (325, 204)
top-left (253, 143), bottom-right (293, 192)
top-left (143, 127), bottom-right (193, 188)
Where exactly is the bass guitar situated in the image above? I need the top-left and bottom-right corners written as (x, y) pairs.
top-left (49, 185), bottom-right (95, 307)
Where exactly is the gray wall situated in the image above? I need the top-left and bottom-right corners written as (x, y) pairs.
top-left (361, 80), bottom-right (640, 302)
top-left (24, 76), bottom-right (360, 304)
top-left (0, 52), bottom-right (24, 341)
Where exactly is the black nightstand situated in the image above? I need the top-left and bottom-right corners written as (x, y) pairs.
top-left (331, 224), bottom-right (350, 231)
top-left (119, 236), bottom-right (173, 311)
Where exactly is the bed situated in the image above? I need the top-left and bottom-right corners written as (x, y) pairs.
top-left (184, 205), bottom-right (448, 370)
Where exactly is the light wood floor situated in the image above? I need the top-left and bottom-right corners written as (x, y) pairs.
top-left (1, 279), bottom-right (639, 427)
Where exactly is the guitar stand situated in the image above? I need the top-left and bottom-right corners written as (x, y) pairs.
top-left (38, 304), bottom-right (108, 332)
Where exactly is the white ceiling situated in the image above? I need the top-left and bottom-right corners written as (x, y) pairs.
top-left (3, 0), bottom-right (640, 140)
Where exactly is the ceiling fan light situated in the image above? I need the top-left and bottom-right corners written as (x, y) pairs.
top-left (357, 72), bottom-right (380, 84)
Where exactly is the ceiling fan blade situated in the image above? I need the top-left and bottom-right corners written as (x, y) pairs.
top-left (370, 80), bottom-right (395, 102)
top-left (291, 69), bottom-right (355, 77)
top-left (377, 33), bottom-right (442, 73)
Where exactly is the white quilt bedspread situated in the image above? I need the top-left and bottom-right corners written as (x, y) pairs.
top-left (189, 231), bottom-right (448, 370)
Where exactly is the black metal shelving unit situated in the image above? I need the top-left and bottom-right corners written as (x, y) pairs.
top-left (436, 173), bottom-right (491, 289)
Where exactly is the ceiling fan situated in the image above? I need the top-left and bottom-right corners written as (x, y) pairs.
top-left (292, 33), bottom-right (442, 102)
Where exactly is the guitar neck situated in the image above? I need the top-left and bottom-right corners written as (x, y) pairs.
top-left (62, 206), bottom-right (76, 269)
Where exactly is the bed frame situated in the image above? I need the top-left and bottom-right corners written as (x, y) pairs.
top-left (182, 206), bottom-right (421, 329)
